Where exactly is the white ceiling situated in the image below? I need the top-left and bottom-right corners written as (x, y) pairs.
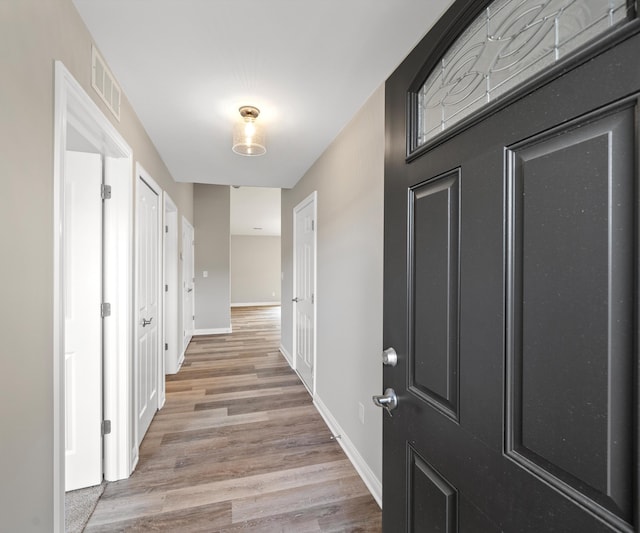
top-left (230, 187), bottom-right (281, 236)
top-left (72, 0), bottom-right (453, 190)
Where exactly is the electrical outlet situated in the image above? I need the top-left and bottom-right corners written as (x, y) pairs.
top-left (358, 402), bottom-right (365, 424)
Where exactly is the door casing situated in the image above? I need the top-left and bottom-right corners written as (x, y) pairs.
top-left (163, 193), bottom-right (180, 374)
top-left (53, 61), bottom-right (133, 533)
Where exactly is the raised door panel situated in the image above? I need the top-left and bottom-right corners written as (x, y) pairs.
top-left (409, 448), bottom-right (458, 532)
top-left (409, 171), bottom-right (460, 420)
top-left (506, 105), bottom-right (636, 529)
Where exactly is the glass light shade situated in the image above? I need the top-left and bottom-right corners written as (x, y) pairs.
top-left (232, 118), bottom-right (266, 156)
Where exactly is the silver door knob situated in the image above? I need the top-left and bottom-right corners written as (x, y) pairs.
top-left (372, 388), bottom-right (398, 416)
top-left (382, 347), bottom-right (398, 367)
top-left (141, 317), bottom-right (153, 327)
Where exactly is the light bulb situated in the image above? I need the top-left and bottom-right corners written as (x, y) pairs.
top-left (244, 121), bottom-right (256, 138)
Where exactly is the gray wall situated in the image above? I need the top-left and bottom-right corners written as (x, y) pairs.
top-left (0, 1), bottom-right (193, 530)
top-left (281, 85), bottom-right (385, 485)
top-left (194, 184), bottom-right (231, 330)
top-left (231, 235), bottom-right (281, 305)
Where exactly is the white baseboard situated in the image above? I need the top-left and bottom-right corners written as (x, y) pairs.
top-left (183, 334), bottom-right (192, 349)
top-left (130, 446), bottom-right (139, 476)
top-left (313, 395), bottom-right (382, 508)
top-left (194, 327), bottom-right (232, 335)
top-left (165, 351), bottom-right (185, 375)
top-left (279, 344), bottom-right (293, 367)
top-left (231, 301), bottom-right (281, 307)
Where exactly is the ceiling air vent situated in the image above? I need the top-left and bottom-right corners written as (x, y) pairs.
top-left (91, 45), bottom-right (121, 121)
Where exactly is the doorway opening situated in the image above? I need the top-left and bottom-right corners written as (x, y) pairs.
top-left (53, 62), bottom-right (133, 532)
top-left (292, 191), bottom-right (317, 394)
top-left (182, 216), bottom-right (195, 355)
top-left (134, 165), bottom-right (164, 455)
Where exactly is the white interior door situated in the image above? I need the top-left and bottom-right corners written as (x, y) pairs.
top-left (136, 175), bottom-right (160, 445)
top-left (64, 150), bottom-right (103, 491)
top-left (293, 193), bottom-right (316, 392)
top-left (182, 217), bottom-right (195, 351)
top-left (163, 193), bottom-right (180, 374)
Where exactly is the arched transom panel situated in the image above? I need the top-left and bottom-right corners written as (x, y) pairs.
top-left (416, 0), bottom-right (629, 148)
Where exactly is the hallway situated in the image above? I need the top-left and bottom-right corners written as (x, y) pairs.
top-left (85, 306), bottom-right (381, 532)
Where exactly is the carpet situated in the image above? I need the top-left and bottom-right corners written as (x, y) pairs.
top-left (65, 482), bottom-right (105, 533)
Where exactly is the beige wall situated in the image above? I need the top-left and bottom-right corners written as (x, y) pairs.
top-left (0, 1), bottom-right (192, 530)
top-left (194, 184), bottom-right (231, 331)
top-left (281, 85), bottom-right (385, 488)
top-left (230, 235), bottom-right (281, 305)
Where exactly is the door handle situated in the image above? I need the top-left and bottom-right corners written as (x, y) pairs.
top-left (141, 317), bottom-right (153, 327)
top-left (382, 347), bottom-right (398, 367)
top-left (292, 297), bottom-right (300, 302)
top-left (372, 388), bottom-right (398, 417)
top-left (187, 287), bottom-right (193, 293)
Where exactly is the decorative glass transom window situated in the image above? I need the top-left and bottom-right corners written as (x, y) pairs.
top-left (416, 0), bottom-right (630, 148)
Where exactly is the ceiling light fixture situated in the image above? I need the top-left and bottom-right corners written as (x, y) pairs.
top-left (232, 106), bottom-right (266, 156)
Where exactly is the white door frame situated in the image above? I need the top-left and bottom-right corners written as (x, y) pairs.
top-left (182, 216), bottom-right (195, 356)
top-left (292, 191), bottom-right (318, 394)
top-left (53, 62), bottom-right (133, 532)
top-left (163, 193), bottom-right (180, 374)
top-left (133, 163), bottom-right (164, 464)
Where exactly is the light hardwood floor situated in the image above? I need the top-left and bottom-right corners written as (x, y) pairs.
top-left (85, 306), bottom-right (382, 532)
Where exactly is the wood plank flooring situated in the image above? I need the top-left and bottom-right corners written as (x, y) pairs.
top-left (85, 306), bottom-right (382, 532)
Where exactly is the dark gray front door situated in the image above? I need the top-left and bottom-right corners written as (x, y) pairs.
top-left (383, 2), bottom-right (640, 531)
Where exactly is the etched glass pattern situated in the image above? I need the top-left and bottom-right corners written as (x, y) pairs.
top-left (416, 0), bottom-right (629, 146)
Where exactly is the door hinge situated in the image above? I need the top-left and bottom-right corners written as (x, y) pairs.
top-left (165, 225), bottom-right (169, 233)
top-left (101, 184), bottom-right (112, 200)
top-left (165, 284), bottom-right (168, 292)
top-left (165, 342), bottom-right (168, 351)
top-left (312, 220), bottom-right (315, 231)
top-left (101, 420), bottom-right (112, 436)
top-left (311, 293), bottom-right (314, 304)
top-left (101, 302), bottom-right (111, 318)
